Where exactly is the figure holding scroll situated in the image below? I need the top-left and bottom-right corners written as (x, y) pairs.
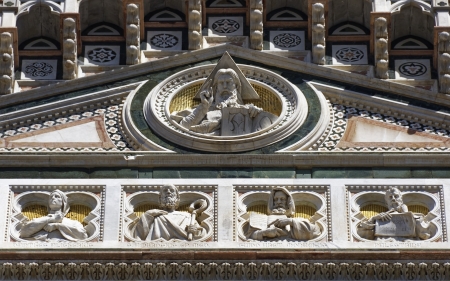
top-left (246, 187), bottom-right (321, 241)
top-left (359, 187), bottom-right (431, 241)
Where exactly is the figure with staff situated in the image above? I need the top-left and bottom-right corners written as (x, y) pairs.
top-left (131, 184), bottom-right (207, 241)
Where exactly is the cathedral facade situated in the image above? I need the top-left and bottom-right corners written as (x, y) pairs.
top-left (0, 0), bottom-right (450, 280)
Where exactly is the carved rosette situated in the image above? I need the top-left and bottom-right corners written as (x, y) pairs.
top-left (136, 64), bottom-right (307, 152)
top-left (348, 185), bottom-right (444, 242)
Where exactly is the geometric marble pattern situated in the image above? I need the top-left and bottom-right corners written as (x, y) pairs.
top-left (21, 60), bottom-right (57, 80)
top-left (332, 45), bottom-right (368, 65)
top-left (269, 30), bottom-right (305, 50)
top-left (147, 31), bottom-right (182, 50)
top-left (208, 17), bottom-right (244, 36)
top-left (0, 104), bottom-right (133, 152)
top-left (395, 59), bottom-right (431, 80)
top-left (84, 45), bottom-right (121, 65)
top-left (318, 104), bottom-right (450, 151)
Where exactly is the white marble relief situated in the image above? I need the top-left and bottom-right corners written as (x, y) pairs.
top-left (349, 185), bottom-right (443, 242)
top-left (237, 185), bottom-right (328, 242)
top-left (122, 184), bottom-right (214, 242)
top-left (269, 30), bottom-right (305, 51)
top-left (395, 59), bottom-right (431, 80)
top-left (147, 31), bottom-right (182, 51)
top-left (332, 45), bottom-right (368, 65)
top-left (84, 45), bottom-right (120, 65)
top-left (10, 187), bottom-right (103, 242)
top-left (208, 17), bottom-right (244, 36)
top-left (21, 60), bottom-right (57, 80)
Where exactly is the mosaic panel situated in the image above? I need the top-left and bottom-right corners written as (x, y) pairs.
top-left (84, 45), bottom-right (120, 65)
top-left (332, 45), bottom-right (368, 65)
top-left (318, 104), bottom-right (450, 151)
top-left (21, 60), bottom-right (57, 80)
top-left (394, 59), bottom-right (431, 80)
top-left (0, 105), bottom-right (133, 152)
top-left (208, 17), bottom-right (244, 36)
top-left (269, 30), bottom-right (305, 51)
top-left (147, 31), bottom-right (182, 50)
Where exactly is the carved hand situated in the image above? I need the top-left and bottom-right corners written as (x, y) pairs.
top-left (200, 82), bottom-right (213, 109)
top-left (48, 212), bottom-right (64, 223)
top-left (186, 224), bottom-right (200, 234)
top-left (43, 223), bottom-right (60, 232)
top-left (372, 212), bottom-right (392, 222)
top-left (248, 104), bottom-right (262, 118)
top-left (145, 209), bottom-right (168, 217)
top-left (271, 218), bottom-right (293, 228)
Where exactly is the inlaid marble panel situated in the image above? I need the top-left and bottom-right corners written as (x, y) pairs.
top-left (395, 59), bottom-right (431, 80)
top-left (21, 60), bottom-right (57, 80)
top-left (84, 45), bottom-right (121, 65)
top-left (147, 31), bottom-right (182, 50)
top-left (269, 30), bottom-right (305, 51)
top-left (208, 17), bottom-right (244, 36)
top-left (332, 45), bottom-right (368, 65)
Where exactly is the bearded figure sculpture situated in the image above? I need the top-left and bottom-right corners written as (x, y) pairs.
top-left (19, 190), bottom-right (88, 242)
top-left (245, 187), bottom-right (322, 241)
top-left (171, 65), bottom-right (278, 136)
top-left (131, 184), bottom-right (207, 241)
top-left (358, 187), bottom-right (432, 241)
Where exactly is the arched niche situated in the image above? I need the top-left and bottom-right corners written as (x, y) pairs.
top-left (79, 0), bottom-right (124, 35)
top-left (391, 35), bottom-right (433, 50)
top-left (329, 21), bottom-right (370, 36)
top-left (144, 0), bottom-right (185, 23)
top-left (266, 7), bottom-right (307, 21)
top-left (145, 7), bottom-right (185, 22)
top-left (391, 4), bottom-right (434, 45)
top-left (20, 37), bottom-right (60, 50)
top-left (16, 4), bottom-right (61, 47)
top-left (82, 22), bottom-right (123, 36)
top-left (265, 1), bottom-right (308, 21)
top-left (328, 0), bottom-right (371, 33)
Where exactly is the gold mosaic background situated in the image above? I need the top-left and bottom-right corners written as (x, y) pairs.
top-left (22, 204), bottom-right (90, 226)
top-left (169, 83), bottom-right (282, 116)
top-left (360, 204), bottom-right (429, 218)
top-left (247, 204), bottom-right (316, 219)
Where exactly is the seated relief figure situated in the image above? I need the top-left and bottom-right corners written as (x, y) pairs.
top-left (171, 67), bottom-right (278, 136)
top-left (358, 187), bottom-right (432, 241)
top-left (131, 184), bottom-right (207, 241)
top-left (19, 190), bottom-right (88, 242)
top-left (246, 187), bottom-right (321, 241)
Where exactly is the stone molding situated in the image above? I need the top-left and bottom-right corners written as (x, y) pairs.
top-left (0, 261), bottom-right (449, 280)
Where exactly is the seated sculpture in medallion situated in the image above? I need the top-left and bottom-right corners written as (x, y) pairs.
top-left (245, 187), bottom-right (322, 241)
top-left (131, 184), bottom-right (207, 241)
top-left (19, 189), bottom-right (88, 242)
top-left (171, 53), bottom-right (278, 136)
top-left (358, 187), bottom-right (432, 241)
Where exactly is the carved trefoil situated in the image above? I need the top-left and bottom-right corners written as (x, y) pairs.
top-left (0, 32), bottom-right (14, 94)
top-left (438, 32), bottom-right (450, 94)
top-left (236, 185), bottom-right (329, 242)
top-left (9, 186), bottom-right (104, 242)
top-left (188, 0), bottom-right (202, 50)
top-left (126, 4), bottom-right (140, 65)
top-left (312, 3), bottom-right (325, 65)
top-left (374, 17), bottom-right (389, 79)
top-left (348, 185), bottom-right (445, 242)
top-left (122, 184), bottom-right (216, 242)
top-left (62, 18), bottom-right (77, 80)
top-left (250, 0), bottom-right (263, 50)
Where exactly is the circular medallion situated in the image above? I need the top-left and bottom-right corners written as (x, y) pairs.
top-left (150, 34), bottom-right (179, 48)
top-left (25, 62), bottom-right (53, 77)
top-left (88, 48), bottom-right (117, 63)
top-left (398, 62), bottom-right (427, 77)
top-left (273, 33), bottom-right (302, 48)
top-left (335, 47), bottom-right (364, 62)
top-left (212, 19), bottom-right (240, 34)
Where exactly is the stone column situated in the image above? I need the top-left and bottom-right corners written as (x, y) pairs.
top-left (126, 4), bottom-right (140, 65)
top-left (374, 17), bottom-right (388, 79)
top-left (0, 32), bottom-right (13, 95)
top-left (438, 32), bottom-right (450, 94)
top-left (250, 0), bottom-right (263, 50)
top-left (312, 3), bottom-right (325, 65)
top-left (188, 0), bottom-right (202, 50)
top-left (62, 18), bottom-right (77, 80)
